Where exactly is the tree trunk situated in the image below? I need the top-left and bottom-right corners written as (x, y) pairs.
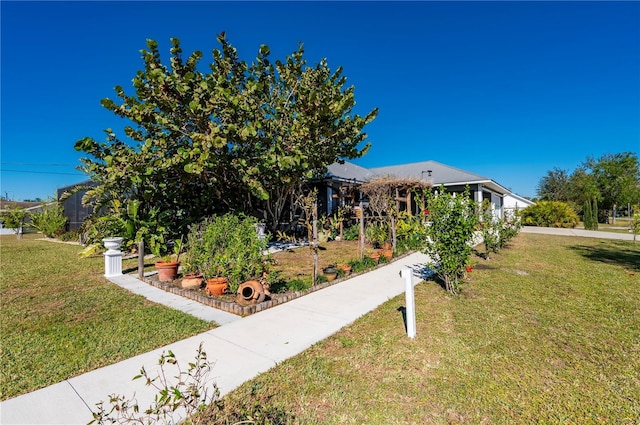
top-left (312, 199), bottom-right (318, 284)
top-left (138, 240), bottom-right (145, 279)
top-left (359, 200), bottom-right (365, 259)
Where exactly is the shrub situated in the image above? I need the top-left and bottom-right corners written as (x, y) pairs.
top-left (349, 256), bottom-right (376, 273)
top-left (421, 186), bottom-right (478, 295)
top-left (30, 203), bottom-right (68, 238)
top-left (342, 224), bottom-right (360, 241)
top-left (184, 214), bottom-right (269, 293)
top-left (287, 278), bottom-right (312, 292)
top-left (0, 205), bottom-right (29, 238)
top-left (395, 215), bottom-right (426, 252)
top-left (479, 200), bottom-right (501, 257)
top-left (365, 221), bottom-right (388, 247)
top-left (521, 201), bottom-right (579, 228)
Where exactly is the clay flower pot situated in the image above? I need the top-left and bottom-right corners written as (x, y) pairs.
top-left (381, 249), bottom-right (393, 261)
top-left (155, 261), bottom-right (180, 282)
top-left (206, 277), bottom-right (229, 296)
top-left (181, 273), bottom-right (204, 289)
top-left (337, 264), bottom-right (352, 275)
top-left (367, 252), bottom-right (380, 264)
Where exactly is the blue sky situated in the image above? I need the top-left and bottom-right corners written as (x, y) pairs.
top-left (2, 1), bottom-right (639, 201)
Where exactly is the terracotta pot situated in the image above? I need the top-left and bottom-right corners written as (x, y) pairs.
top-left (206, 277), bottom-right (229, 296)
top-left (236, 280), bottom-right (266, 306)
top-left (381, 249), bottom-right (393, 261)
top-left (368, 252), bottom-right (380, 264)
top-left (337, 264), bottom-right (352, 275)
top-left (181, 273), bottom-right (204, 289)
top-left (155, 261), bottom-right (180, 282)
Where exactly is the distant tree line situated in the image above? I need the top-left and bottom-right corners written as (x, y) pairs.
top-left (536, 152), bottom-right (640, 227)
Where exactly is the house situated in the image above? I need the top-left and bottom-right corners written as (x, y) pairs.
top-left (503, 192), bottom-right (535, 214)
top-left (57, 180), bottom-right (97, 231)
top-left (59, 160), bottom-right (520, 229)
top-left (321, 160), bottom-right (512, 218)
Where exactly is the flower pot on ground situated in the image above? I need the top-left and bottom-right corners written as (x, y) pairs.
top-left (367, 251), bottom-right (381, 264)
top-left (156, 260), bottom-right (180, 282)
top-left (322, 266), bottom-right (339, 282)
top-left (381, 248), bottom-right (393, 261)
top-left (181, 273), bottom-right (204, 290)
top-left (206, 277), bottom-right (229, 296)
top-left (336, 263), bottom-right (352, 275)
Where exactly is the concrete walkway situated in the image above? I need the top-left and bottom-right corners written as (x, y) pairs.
top-left (521, 225), bottom-right (636, 241)
top-left (0, 252), bottom-right (432, 425)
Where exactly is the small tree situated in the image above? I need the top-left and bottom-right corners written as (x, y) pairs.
top-left (421, 186), bottom-right (478, 295)
top-left (583, 198), bottom-right (594, 230)
top-left (0, 204), bottom-right (29, 239)
top-left (30, 202), bottom-right (68, 238)
top-left (631, 206), bottom-right (640, 244)
top-left (479, 199), bottom-right (501, 258)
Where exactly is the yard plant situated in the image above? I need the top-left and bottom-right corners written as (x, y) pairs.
top-left (194, 233), bottom-right (640, 424)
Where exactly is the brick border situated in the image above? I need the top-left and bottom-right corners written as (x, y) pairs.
top-left (143, 251), bottom-right (414, 316)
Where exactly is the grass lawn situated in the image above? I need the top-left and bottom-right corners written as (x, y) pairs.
top-left (0, 234), bottom-right (214, 401)
top-left (198, 233), bottom-right (640, 424)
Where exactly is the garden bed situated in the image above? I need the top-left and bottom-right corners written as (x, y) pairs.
top-left (142, 243), bottom-right (414, 317)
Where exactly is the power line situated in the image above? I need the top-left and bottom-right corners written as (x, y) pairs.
top-left (1, 169), bottom-right (84, 176)
top-left (1, 162), bottom-right (78, 167)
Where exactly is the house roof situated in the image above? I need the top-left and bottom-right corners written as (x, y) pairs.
top-left (325, 161), bottom-right (373, 183)
top-left (327, 160), bottom-right (511, 195)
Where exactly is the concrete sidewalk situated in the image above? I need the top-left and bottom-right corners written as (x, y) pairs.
top-left (521, 225), bottom-right (636, 241)
top-left (0, 252), bottom-right (432, 425)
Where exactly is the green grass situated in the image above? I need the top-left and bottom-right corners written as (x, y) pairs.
top-left (196, 233), bottom-right (640, 424)
top-left (0, 234), bottom-right (214, 401)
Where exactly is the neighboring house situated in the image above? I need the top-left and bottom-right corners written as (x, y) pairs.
top-left (57, 180), bottom-right (96, 231)
top-left (321, 160), bottom-right (511, 218)
top-left (503, 192), bottom-right (535, 215)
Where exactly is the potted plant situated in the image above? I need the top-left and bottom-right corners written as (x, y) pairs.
top-left (365, 222), bottom-right (388, 249)
top-left (322, 265), bottom-right (339, 282)
top-left (154, 237), bottom-right (183, 282)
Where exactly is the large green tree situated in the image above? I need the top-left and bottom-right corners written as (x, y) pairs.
top-left (75, 34), bottom-right (377, 247)
top-left (536, 167), bottom-right (570, 201)
top-left (585, 152), bottom-right (640, 224)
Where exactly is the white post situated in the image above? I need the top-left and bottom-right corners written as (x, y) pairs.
top-left (103, 237), bottom-right (124, 277)
top-left (400, 267), bottom-right (416, 339)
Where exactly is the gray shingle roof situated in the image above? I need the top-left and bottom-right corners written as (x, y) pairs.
top-left (369, 160), bottom-right (489, 185)
top-left (326, 161), bottom-right (374, 183)
top-left (326, 160), bottom-right (510, 195)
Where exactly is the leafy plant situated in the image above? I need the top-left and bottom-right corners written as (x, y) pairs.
top-left (90, 343), bottom-right (218, 424)
top-left (479, 200), bottom-right (501, 258)
top-left (30, 202), bottom-right (68, 238)
top-left (365, 221), bottom-right (388, 247)
top-left (421, 186), bottom-right (478, 295)
top-left (521, 201), bottom-right (579, 228)
top-left (342, 224), bottom-right (360, 241)
top-left (0, 204), bottom-right (29, 239)
top-left (184, 214), bottom-right (268, 293)
top-left (288, 278), bottom-right (312, 292)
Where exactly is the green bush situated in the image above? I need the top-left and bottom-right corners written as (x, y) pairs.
top-left (395, 215), bottom-right (426, 252)
top-left (184, 214), bottom-right (269, 293)
top-left (342, 224), bottom-right (360, 241)
top-left (30, 203), bottom-right (68, 238)
top-left (421, 186), bottom-right (478, 295)
top-left (521, 201), bottom-right (579, 228)
top-left (285, 278), bottom-right (311, 292)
